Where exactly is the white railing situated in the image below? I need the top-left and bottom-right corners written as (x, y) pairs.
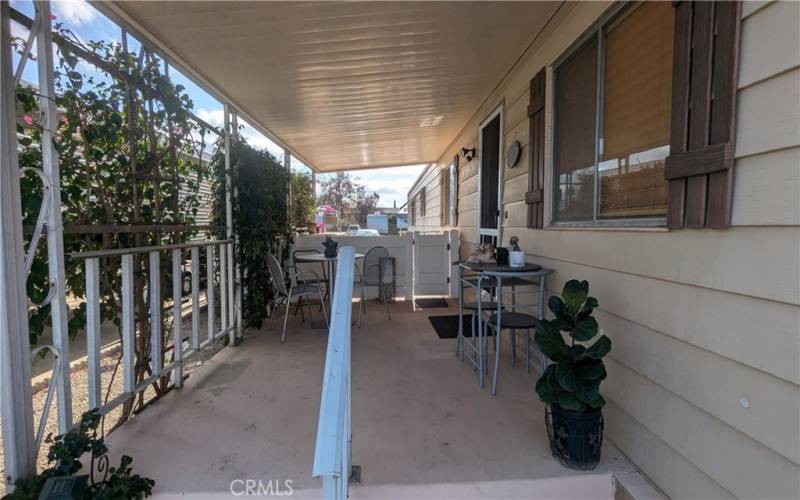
top-left (312, 246), bottom-right (355, 500)
top-left (73, 239), bottom-right (237, 417)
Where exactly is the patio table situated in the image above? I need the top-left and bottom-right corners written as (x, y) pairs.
top-left (295, 252), bottom-right (364, 329)
top-left (455, 260), bottom-right (554, 389)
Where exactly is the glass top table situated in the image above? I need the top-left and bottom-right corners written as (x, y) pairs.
top-left (294, 252), bottom-right (364, 329)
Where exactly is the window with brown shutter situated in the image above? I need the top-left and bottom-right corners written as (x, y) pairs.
top-left (526, 67), bottom-right (547, 228)
top-left (420, 187), bottom-right (426, 217)
top-left (665, 1), bottom-right (741, 229)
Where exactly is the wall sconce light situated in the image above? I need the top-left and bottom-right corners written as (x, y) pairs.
top-left (460, 147), bottom-right (476, 162)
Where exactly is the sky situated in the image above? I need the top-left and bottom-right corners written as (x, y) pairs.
top-left (11, 0), bottom-right (425, 208)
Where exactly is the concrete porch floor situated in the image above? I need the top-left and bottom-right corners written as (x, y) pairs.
top-left (104, 300), bottom-right (636, 498)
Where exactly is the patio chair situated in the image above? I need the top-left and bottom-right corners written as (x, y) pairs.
top-left (357, 245), bottom-right (391, 327)
top-left (267, 253), bottom-right (328, 343)
top-left (292, 249), bottom-right (330, 320)
top-left (484, 312), bottom-right (539, 395)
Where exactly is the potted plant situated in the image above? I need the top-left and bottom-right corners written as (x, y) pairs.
top-left (534, 279), bottom-right (611, 470)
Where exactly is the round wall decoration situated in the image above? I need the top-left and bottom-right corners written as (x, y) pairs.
top-left (506, 140), bottom-right (521, 168)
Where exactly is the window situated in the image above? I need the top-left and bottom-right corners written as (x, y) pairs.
top-left (419, 187), bottom-right (426, 217)
top-left (553, 2), bottom-right (674, 224)
top-left (440, 160), bottom-right (458, 226)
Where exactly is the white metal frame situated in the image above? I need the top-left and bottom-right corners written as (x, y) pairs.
top-left (476, 102), bottom-right (505, 245)
top-left (34, 0), bottom-right (72, 433)
top-left (0, 1), bottom-right (36, 484)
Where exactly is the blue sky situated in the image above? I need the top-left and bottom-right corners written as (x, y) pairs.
top-left (11, 0), bottom-right (425, 208)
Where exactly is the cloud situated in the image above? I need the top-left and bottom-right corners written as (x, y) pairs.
top-left (52, 0), bottom-right (97, 27)
top-left (321, 164), bottom-right (425, 208)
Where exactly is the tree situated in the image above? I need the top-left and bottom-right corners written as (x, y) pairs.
top-left (290, 171), bottom-right (315, 228)
top-left (317, 172), bottom-right (355, 213)
top-left (352, 185), bottom-right (379, 225)
top-left (317, 172), bottom-right (379, 225)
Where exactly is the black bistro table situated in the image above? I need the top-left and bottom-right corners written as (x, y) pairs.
top-left (455, 260), bottom-right (554, 390)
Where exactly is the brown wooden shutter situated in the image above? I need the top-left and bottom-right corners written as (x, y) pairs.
top-left (526, 67), bottom-right (547, 228)
top-left (453, 154), bottom-right (460, 226)
top-left (665, 1), bottom-right (741, 229)
top-left (440, 168), bottom-right (448, 226)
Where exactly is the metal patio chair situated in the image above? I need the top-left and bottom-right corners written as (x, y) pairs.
top-left (292, 249), bottom-right (330, 320)
top-left (267, 253), bottom-right (328, 343)
top-left (357, 245), bottom-right (391, 327)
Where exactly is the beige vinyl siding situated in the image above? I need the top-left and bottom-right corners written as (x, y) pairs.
top-left (434, 1), bottom-right (800, 498)
top-left (407, 164), bottom-right (444, 231)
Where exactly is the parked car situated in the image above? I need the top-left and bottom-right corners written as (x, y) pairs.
top-left (353, 229), bottom-right (380, 237)
top-left (346, 224), bottom-right (360, 235)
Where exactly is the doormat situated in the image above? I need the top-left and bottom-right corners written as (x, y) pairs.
top-left (428, 314), bottom-right (493, 339)
top-left (415, 298), bottom-right (449, 308)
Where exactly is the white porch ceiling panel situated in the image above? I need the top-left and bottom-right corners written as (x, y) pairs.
top-left (106, 1), bottom-right (559, 172)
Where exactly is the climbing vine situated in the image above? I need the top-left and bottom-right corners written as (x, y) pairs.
top-left (15, 22), bottom-right (216, 427)
top-left (212, 140), bottom-right (291, 330)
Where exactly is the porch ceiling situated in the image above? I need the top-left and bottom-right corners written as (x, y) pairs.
top-left (101, 1), bottom-right (558, 172)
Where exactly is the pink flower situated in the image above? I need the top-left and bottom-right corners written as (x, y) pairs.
top-left (50, 14), bottom-right (56, 20)
top-left (22, 114), bottom-right (33, 125)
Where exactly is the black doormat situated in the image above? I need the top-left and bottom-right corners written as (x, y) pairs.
top-left (415, 298), bottom-right (449, 308)
top-left (428, 314), bottom-right (493, 339)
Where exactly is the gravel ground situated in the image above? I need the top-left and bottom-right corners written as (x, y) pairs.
top-left (0, 311), bottom-right (229, 496)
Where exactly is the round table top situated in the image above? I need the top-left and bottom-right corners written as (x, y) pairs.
top-left (459, 261), bottom-right (542, 273)
top-left (294, 252), bottom-right (364, 262)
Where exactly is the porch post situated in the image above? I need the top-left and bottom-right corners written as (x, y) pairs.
top-left (35, 0), bottom-right (72, 433)
top-left (311, 170), bottom-right (316, 200)
top-left (0, 0), bottom-right (36, 485)
top-left (404, 231), bottom-right (414, 303)
top-left (284, 148), bottom-right (291, 227)
top-left (230, 111), bottom-right (242, 340)
top-left (223, 104), bottom-right (236, 344)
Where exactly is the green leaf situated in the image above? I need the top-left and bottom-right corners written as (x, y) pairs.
top-left (584, 335), bottom-right (612, 359)
top-left (555, 363), bottom-right (578, 392)
top-left (570, 316), bottom-right (598, 342)
top-left (577, 296), bottom-right (598, 319)
top-left (562, 279), bottom-right (589, 315)
top-left (534, 320), bottom-right (569, 362)
top-left (535, 367), bottom-right (559, 404)
top-left (557, 392), bottom-right (585, 412)
top-left (585, 392), bottom-right (606, 410)
top-left (574, 360), bottom-right (606, 380)
top-left (548, 296), bottom-right (567, 317)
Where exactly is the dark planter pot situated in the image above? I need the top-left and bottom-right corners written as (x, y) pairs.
top-left (545, 404), bottom-right (604, 470)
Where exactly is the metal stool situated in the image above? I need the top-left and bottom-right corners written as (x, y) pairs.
top-left (457, 301), bottom-right (504, 387)
top-left (485, 311), bottom-right (539, 395)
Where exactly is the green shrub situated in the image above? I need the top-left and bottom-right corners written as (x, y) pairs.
top-left (4, 410), bottom-right (154, 499)
top-left (534, 280), bottom-right (611, 413)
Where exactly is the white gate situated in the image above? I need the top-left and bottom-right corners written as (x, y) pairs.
top-left (412, 230), bottom-right (458, 297)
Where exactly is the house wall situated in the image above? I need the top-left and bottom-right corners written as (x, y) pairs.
top-left (408, 163), bottom-right (446, 231)
top-left (413, 2), bottom-right (800, 498)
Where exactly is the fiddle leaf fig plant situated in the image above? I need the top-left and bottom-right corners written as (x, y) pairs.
top-left (534, 280), bottom-right (611, 413)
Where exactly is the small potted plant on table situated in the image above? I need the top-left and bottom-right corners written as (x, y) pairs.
top-left (534, 279), bottom-right (611, 470)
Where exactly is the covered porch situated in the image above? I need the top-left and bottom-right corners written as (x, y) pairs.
top-left (103, 298), bottom-right (635, 498)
